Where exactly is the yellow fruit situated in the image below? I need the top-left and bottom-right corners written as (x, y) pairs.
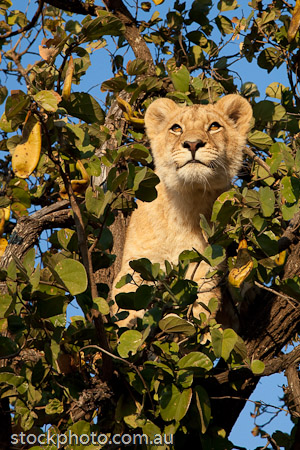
top-left (12, 117), bottom-right (42, 179)
top-left (274, 250), bottom-right (287, 266)
top-left (288, 0), bottom-right (300, 42)
top-left (117, 96), bottom-right (145, 128)
top-left (0, 237), bottom-right (8, 256)
top-left (0, 212), bottom-right (5, 237)
top-left (116, 96), bottom-right (133, 115)
top-left (76, 160), bottom-right (90, 182)
top-left (59, 160), bottom-right (90, 199)
top-left (62, 55), bottom-right (74, 101)
top-left (228, 260), bottom-right (253, 288)
top-left (237, 239), bottom-right (247, 250)
top-left (3, 205), bottom-right (10, 221)
top-left (228, 239), bottom-right (253, 288)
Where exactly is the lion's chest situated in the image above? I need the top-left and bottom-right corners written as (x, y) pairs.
top-left (123, 191), bottom-right (207, 267)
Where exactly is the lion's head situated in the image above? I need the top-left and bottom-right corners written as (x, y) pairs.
top-left (145, 94), bottom-right (252, 193)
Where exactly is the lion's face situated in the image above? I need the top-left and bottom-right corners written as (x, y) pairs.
top-left (145, 95), bottom-right (253, 193)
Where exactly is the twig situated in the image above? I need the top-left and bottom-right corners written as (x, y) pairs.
top-left (0, 0), bottom-right (44, 40)
top-left (261, 432), bottom-right (281, 450)
top-left (254, 281), bottom-right (299, 308)
top-left (244, 147), bottom-right (273, 176)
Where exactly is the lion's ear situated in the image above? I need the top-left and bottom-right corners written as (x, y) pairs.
top-left (145, 98), bottom-right (178, 140)
top-left (217, 94), bottom-right (253, 136)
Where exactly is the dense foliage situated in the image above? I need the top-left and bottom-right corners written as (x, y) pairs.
top-left (1, 0), bottom-right (300, 448)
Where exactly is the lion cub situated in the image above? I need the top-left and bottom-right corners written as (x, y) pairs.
top-left (113, 94), bottom-right (252, 325)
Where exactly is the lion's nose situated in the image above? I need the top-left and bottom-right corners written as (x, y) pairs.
top-left (183, 140), bottom-right (205, 158)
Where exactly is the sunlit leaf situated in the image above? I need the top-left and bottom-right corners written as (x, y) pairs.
top-left (194, 385), bottom-right (211, 433)
top-left (54, 259), bottom-right (88, 295)
top-left (117, 330), bottom-right (143, 358)
top-left (160, 384), bottom-right (192, 422)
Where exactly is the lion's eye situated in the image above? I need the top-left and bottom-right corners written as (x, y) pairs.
top-left (170, 124), bottom-right (182, 133)
top-left (209, 122), bottom-right (222, 132)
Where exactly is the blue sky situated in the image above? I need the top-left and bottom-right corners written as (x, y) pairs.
top-left (0, 0), bottom-right (295, 448)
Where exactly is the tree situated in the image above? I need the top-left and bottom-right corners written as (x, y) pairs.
top-left (0, 0), bottom-right (300, 448)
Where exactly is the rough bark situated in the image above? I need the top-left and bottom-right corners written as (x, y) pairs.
top-left (210, 239), bottom-right (300, 434)
top-left (0, 200), bottom-right (71, 270)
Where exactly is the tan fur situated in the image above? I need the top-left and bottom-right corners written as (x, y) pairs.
top-left (112, 94), bottom-right (253, 326)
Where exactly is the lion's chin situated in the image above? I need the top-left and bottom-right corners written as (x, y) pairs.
top-left (176, 163), bottom-right (228, 190)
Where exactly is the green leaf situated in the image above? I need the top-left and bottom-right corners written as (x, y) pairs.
top-left (248, 130), bottom-right (273, 150)
top-left (127, 58), bottom-right (149, 75)
top-left (142, 420), bottom-right (162, 439)
top-left (0, 1), bottom-right (12, 14)
top-left (170, 279), bottom-right (198, 306)
top-left (169, 65), bottom-right (190, 92)
top-left (215, 15), bottom-right (234, 35)
top-left (5, 91), bottom-right (30, 120)
top-left (133, 166), bottom-right (148, 191)
top-left (251, 359), bottom-right (265, 375)
top-left (116, 285), bottom-right (153, 310)
top-left (258, 47), bottom-right (282, 73)
top-left (281, 176), bottom-right (300, 203)
top-left (279, 277), bottom-right (300, 302)
top-left (0, 372), bottom-right (27, 394)
top-left (282, 203), bottom-right (300, 221)
top-left (178, 352), bottom-right (213, 371)
top-left (211, 328), bottom-right (238, 361)
top-left (101, 76), bottom-right (128, 92)
top-left (179, 250), bottom-right (202, 263)
top-left (211, 190), bottom-right (236, 223)
top-left (0, 294), bottom-right (13, 317)
top-left (0, 336), bottom-right (18, 357)
top-left (85, 186), bottom-right (106, 217)
top-left (203, 244), bottom-right (226, 266)
top-left (93, 297), bottom-right (110, 315)
top-left (0, 86), bottom-right (7, 102)
top-left (57, 228), bottom-right (76, 251)
top-left (160, 385), bottom-right (192, 422)
top-left (217, 0), bottom-right (238, 11)
top-left (253, 100), bottom-right (275, 122)
top-left (33, 90), bottom-right (61, 112)
top-left (62, 92), bottom-right (105, 124)
top-left (117, 330), bottom-right (143, 358)
top-left (266, 82), bottom-right (286, 99)
top-left (257, 231), bottom-right (278, 256)
top-left (129, 258), bottom-right (156, 281)
top-left (241, 82), bottom-right (260, 98)
top-left (54, 259), bottom-right (88, 295)
top-left (0, 112), bottom-right (13, 132)
top-left (267, 143), bottom-right (284, 174)
top-left (194, 385), bottom-right (211, 433)
top-left (45, 398), bottom-right (64, 415)
top-left (159, 314), bottom-right (196, 336)
top-left (82, 12), bottom-right (125, 40)
top-left (259, 186), bottom-right (275, 217)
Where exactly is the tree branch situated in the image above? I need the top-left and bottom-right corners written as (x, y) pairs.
top-left (210, 345), bottom-right (300, 386)
top-left (103, 0), bottom-right (155, 71)
top-left (244, 147), bottom-right (272, 175)
top-left (285, 364), bottom-right (300, 418)
top-left (45, 0), bottom-right (99, 16)
top-left (0, 200), bottom-right (72, 270)
top-left (0, 0), bottom-right (44, 41)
